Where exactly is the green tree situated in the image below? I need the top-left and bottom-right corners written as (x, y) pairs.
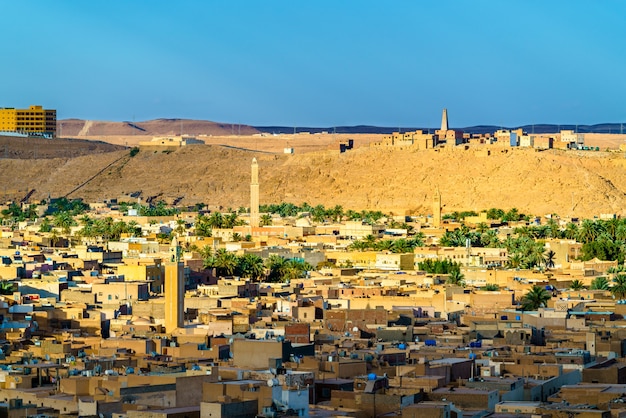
top-left (507, 253), bottom-right (523, 269)
top-left (502, 208), bottom-right (521, 223)
top-left (175, 219), bottom-right (187, 236)
top-left (207, 212), bottom-right (224, 229)
top-left (260, 214), bottom-right (273, 226)
top-left (282, 259), bottom-right (313, 282)
top-left (546, 218), bottom-right (561, 239)
top-left (0, 281), bottom-right (15, 295)
top-left (39, 218), bottom-right (53, 233)
top-left (212, 249), bottom-right (239, 277)
top-left (590, 276), bottom-right (609, 290)
top-left (195, 215), bottom-right (213, 237)
top-left (446, 269), bottom-right (465, 286)
top-left (577, 219), bottom-right (602, 244)
top-left (198, 245), bottom-right (213, 261)
top-left (53, 212), bottom-right (76, 235)
top-left (266, 255), bottom-right (287, 282)
top-left (348, 240), bottom-right (368, 251)
top-left (483, 284), bottom-right (499, 291)
top-left (569, 279), bottom-right (585, 290)
top-left (564, 222), bottom-right (579, 240)
top-left (611, 274), bottom-right (626, 300)
top-left (237, 254), bottom-right (265, 281)
top-left (544, 250), bottom-right (556, 269)
top-left (481, 230), bottom-right (501, 248)
top-left (521, 285), bottom-right (551, 311)
top-left (486, 208), bottom-right (505, 220)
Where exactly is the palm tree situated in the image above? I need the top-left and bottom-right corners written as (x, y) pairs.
top-left (175, 219), bottom-right (187, 236)
top-left (611, 274), bottom-right (626, 300)
top-left (564, 222), bottom-right (579, 240)
top-left (391, 239), bottom-right (416, 254)
top-left (127, 220), bottom-right (141, 237)
top-left (282, 259), bottom-right (313, 282)
top-left (521, 285), bottom-right (551, 311)
top-left (544, 250), bottom-right (556, 269)
top-left (0, 281), bottom-right (15, 295)
top-left (195, 215), bottom-right (212, 237)
top-left (483, 284), bottom-right (499, 291)
top-left (590, 276), bottom-right (609, 290)
top-left (577, 219), bottom-right (602, 244)
top-left (260, 214), bottom-right (273, 226)
top-left (409, 232), bottom-right (425, 247)
top-left (330, 205), bottom-right (344, 222)
top-left (546, 218), bottom-right (561, 239)
top-left (207, 212), bottom-right (224, 229)
top-left (569, 279), bottom-right (585, 290)
top-left (375, 239), bottom-right (394, 251)
top-left (507, 253), bottom-right (523, 269)
top-left (446, 269), bottom-right (465, 287)
top-left (481, 230), bottom-right (501, 248)
top-left (363, 234), bottom-right (377, 249)
top-left (54, 212), bottom-right (76, 235)
top-left (198, 245), bottom-right (213, 260)
top-left (266, 255), bottom-right (287, 282)
top-left (39, 217), bottom-right (52, 233)
top-left (237, 254), bottom-right (265, 281)
top-left (348, 240), bottom-right (368, 251)
top-left (213, 249), bottom-right (238, 277)
top-left (476, 222), bottom-right (489, 234)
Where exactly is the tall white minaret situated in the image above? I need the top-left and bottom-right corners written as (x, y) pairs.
top-left (250, 158), bottom-right (260, 228)
top-left (440, 108), bottom-right (449, 131)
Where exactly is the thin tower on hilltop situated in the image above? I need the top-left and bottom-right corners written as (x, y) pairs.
top-left (250, 158), bottom-right (260, 228)
top-left (440, 108), bottom-right (449, 131)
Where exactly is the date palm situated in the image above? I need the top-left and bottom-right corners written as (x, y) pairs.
top-left (590, 276), bottom-right (609, 290)
top-left (521, 285), bottom-right (551, 311)
top-left (611, 274), bottom-right (626, 300)
top-left (569, 279), bottom-right (585, 290)
top-left (446, 269), bottom-right (465, 287)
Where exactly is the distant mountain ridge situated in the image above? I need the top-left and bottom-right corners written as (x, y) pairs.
top-left (59, 118), bottom-right (259, 137)
top-left (59, 119), bottom-right (626, 137)
top-left (256, 123), bottom-right (626, 135)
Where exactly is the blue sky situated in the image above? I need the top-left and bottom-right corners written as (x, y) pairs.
top-left (2, 1), bottom-right (625, 127)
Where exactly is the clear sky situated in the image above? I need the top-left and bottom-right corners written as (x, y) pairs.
top-left (2, 1), bottom-right (626, 127)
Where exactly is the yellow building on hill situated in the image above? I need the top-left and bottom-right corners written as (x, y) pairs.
top-left (0, 105), bottom-right (56, 136)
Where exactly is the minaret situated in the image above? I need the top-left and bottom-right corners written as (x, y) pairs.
top-left (440, 108), bottom-right (449, 131)
top-left (164, 236), bottom-right (184, 333)
top-left (250, 158), bottom-right (260, 228)
top-left (433, 188), bottom-right (442, 228)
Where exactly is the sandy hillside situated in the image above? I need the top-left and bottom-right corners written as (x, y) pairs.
top-left (1, 141), bottom-right (625, 219)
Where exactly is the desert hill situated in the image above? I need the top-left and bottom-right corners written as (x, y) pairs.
top-left (0, 135), bottom-right (126, 159)
top-left (1, 139), bottom-right (625, 219)
top-left (59, 118), bottom-right (259, 137)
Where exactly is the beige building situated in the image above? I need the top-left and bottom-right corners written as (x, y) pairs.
top-left (138, 135), bottom-right (204, 151)
top-left (339, 221), bottom-right (385, 239)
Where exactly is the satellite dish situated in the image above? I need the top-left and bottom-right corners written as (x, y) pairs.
top-left (267, 378), bottom-right (279, 387)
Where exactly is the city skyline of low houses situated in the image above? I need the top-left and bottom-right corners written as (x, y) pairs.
top-left (0, 190), bottom-right (625, 415)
